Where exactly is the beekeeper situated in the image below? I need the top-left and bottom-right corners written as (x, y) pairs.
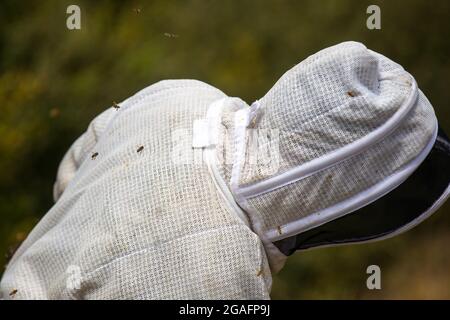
top-left (1, 41), bottom-right (449, 299)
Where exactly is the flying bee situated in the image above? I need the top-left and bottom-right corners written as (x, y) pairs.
top-left (91, 152), bottom-right (99, 160)
top-left (276, 225), bottom-right (282, 235)
top-left (133, 8), bottom-right (141, 14)
top-left (137, 145), bottom-right (144, 153)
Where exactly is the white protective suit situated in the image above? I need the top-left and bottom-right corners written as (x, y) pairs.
top-left (1, 41), bottom-right (449, 299)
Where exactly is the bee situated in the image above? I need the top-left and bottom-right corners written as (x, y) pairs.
top-left (276, 225), bottom-right (282, 235)
top-left (256, 269), bottom-right (264, 277)
top-left (133, 8), bottom-right (141, 14)
top-left (113, 101), bottom-right (120, 110)
top-left (347, 91), bottom-right (356, 97)
top-left (91, 152), bottom-right (99, 160)
top-left (9, 289), bottom-right (18, 297)
top-left (137, 145), bottom-right (144, 153)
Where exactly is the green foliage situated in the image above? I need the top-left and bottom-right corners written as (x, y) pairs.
top-left (0, 0), bottom-right (449, 298)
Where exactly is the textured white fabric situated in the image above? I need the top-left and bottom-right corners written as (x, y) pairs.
top-left (1, 80), bottom-right (273, 300)
top-left (0, 41), bottom-right (440, 300)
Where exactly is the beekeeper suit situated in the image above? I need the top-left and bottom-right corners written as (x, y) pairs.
top-left (1, 41), bottom-right (449, 299)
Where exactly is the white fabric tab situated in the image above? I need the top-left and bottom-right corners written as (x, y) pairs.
top-left (192, 98), bottom-right (227, 149)
top-left (192, 118), bottom-right (210, 148)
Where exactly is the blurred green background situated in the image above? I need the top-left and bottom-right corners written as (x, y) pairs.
top-left (0, 0), bottom-right (449, 299)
